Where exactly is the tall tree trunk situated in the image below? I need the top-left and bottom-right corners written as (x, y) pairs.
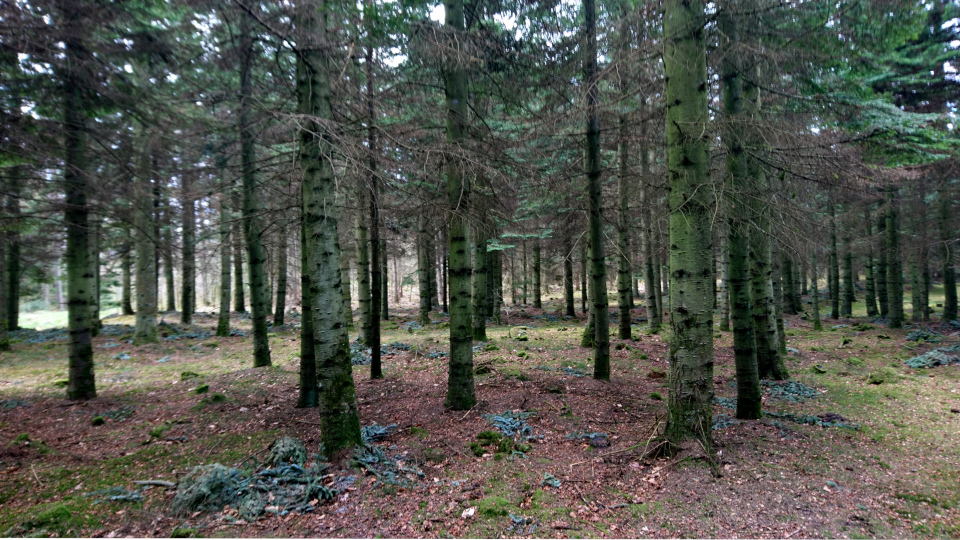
top-left (641, 171), bottom-right (660, 333)
top-left (472, 226), bottom-right (488, 341)
top-left (718, 232), bottom-right (731, 332)
top-left (121, 225), bottom-right (134, 315)
top-left (584, 0), bottom-right (609, 380)
top-left (381, 239), bottom-right (390, 320)
top-left (532, 241), bottom-right (542, 309)
top-left (921, 247), bottom-right (930, 321)
top-left (521, 241), bottom-right (528, 305)
top-left (720, 4), bottom-right (760, 418)
top-left (239, 12), bottom-right (270, 367)
top-left (274, 221), bottom-right (288, 325)
top-left (580, 245), bottom-right (595, 348)
top-left (443, 0), bottom-right (476, 410)
top-left (181, 173), bottom-right (195, 325)
top-left (771, 246), bottom-right (788, 357)
top-left (663, 0), bottom-right (713, 446)
top-left (162, 216), bottom-right (176, 313)
top-left (297, 212), bottom-right (318, 408)
top-left (232, 190), bottom-right (245, 312)
top-left (134, 134), bottom-right (159, 345)
top-left (829, 202), bottom-right (840, 319)
top-left (5, 166), bottom-right (21, 331)
top-left (842, 228), bottom-right (854, 317)
top-left (0, 227), bottom-right (6, 350)
top-left (368, 43), bottom-right (382, 378)
top-left (782, 251), bottom-right (797, 315)
top-left (355, 189), bottom-right (371, 343)
top-left (876, 202), bottom-right (888, 318)
top-left (296, 0), bottom-right (362, 450)
top-left (910, 250), bottom-right (922, 322)
top-left (564, 235), bottom-right (575, 316)
top-left (580, 242), bottom-right (587, 314)
top-left (216, 193), bottom-right (231, 337)
top-left (811, 250), bottom-right (822, 330)
top-left (340, 253), bottom-right (353, 328)
top-left (616, 103), bottom-right (631, 340)
top-left (864, 207), bottom-right (878, 318)
top-left (88, 216), bottom-right (100, 336)
top-left (417, 217), bottom-right (431, 326)
top-left (886, 186), bottom-right (903, 328)
top-left (941, 189), bottom-right (957, 321)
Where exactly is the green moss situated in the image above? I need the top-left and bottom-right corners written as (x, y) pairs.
top-left (90, 416), bottom-right (105, 426)
top-left (148, 423), bottom-right (171, 439)
top-left (180, 371), bottom-right (202, 380)
top-left (209, 393), bottom-right (226, 402)
top-left (11, 433), bottom-right (29, 445)
top-left (476, 496), bottom-right (518, 517)
top-left (477, 431), bottom-right (501, 445)
top-left (202, 341), bottom-right (219, 348)
top-left (497, 438), bottom-right (513, 453)
top-left (639, 353), bottom-right (648, 360)
top-left (54, 379), bottom-right (69, 388)
top-left (649, 392), bottom-right (663, 401)
top-left (845, 357), bottom-right (864, 367)
top-left (469, 442), bottom-right (485, 457)
top-left (171, 527), bottom-right (197, 538)
top-left (868, 367), bottom-right (899, 385)
top-left (409, 426), bottom-right (429, 438)
top-left (194, 384), bottom-right (209, 394)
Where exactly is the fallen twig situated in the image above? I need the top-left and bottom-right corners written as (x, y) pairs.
top-left (460, 402), bottom-right (480, 421)
top-left (30, 464), bottom-right (43, 487)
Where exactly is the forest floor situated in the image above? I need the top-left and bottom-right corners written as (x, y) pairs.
top-left (0, 292), bottom-right (959, 539)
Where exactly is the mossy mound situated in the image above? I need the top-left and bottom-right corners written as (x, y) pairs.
top-left (868, 367), bottom-right (900, 385)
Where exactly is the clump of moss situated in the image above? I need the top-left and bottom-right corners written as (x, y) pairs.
top-left (477, 496), bottom-right (518, 517)
top-left (649, 392), bottom-right (663, 401)
top-left (180, 371), bottom-right (202, 381)
top-left (90, 416), bottom-right (105, 426)
top-left (409, 426), bottom-right (429, 438)
top-left (194, 384), bottom-right (209, 394)
top-left (148, 423), bottom-right (171, 439)
top-left (868, 367), bottom-right (900, 385)
top-left (170, 528), bottom-right (197, 538)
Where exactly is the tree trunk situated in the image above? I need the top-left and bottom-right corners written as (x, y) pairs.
top-left (663, 0), bottom-right (713, 446)
top-left (274, 221), bottom-right (288, 325)
top-left (641, 174), bottom-right (660, 333)
top-left (340, 253), bottom-right (353, 328)
top-left (719, 5), bottom-right (760, 418)
top-left (121, 225), bottom-right (134, 316)
top-left (134, 133), bottom-right (159, 345)
top-left (842, 228), bottom-right (854, 317)
top-left (5, 166), bottom-right (21, 331)
top-left (297, 212), bottom-right (317, 408)
top-left (564, 235), bottom-right (575, 316)
top-left (910, 251), bottom-right (922, 322)
top-left (532, 241), bottom-right (542, 309)
top-left (782, 251), bottom-right (797, 315)
top-left (443, 0), bottom-right (476, 410)
top-left (771, 246), bottom-right (788, 357)
top-left (0, 228), bottom-right (6, 350)
top-left (522, 240), bottom-right (528, 305)
top-left (616, 106), bottom-right (631, 340)
top-left (296, 0), bottom-right (362, 449)
top-left (886, 186), bottom-right (903, 328)
top-left (472, 226), bottom-right (488, 341)
top-left (580, 242), bottom-right (587, 314)
top-left (718, 232), bottom-right (731, 332)
top-left (876, 203), bottom-right (888, 318)
top-left (162, 216), bottom-right (176, 313)
top-left (232, 190), bottom-right (245, 312)
top-left (811, 250), bottom-right (822, 330)
top-left (181, 173), bottom-right (195, 325)
top-left (381, 239), bottom-right (390, 320)
top-left (580, 245), bottom-right (595, 348)
top-left (239, 12), bottom-right (270, 367)
top-left (417, 217), bottom-right (431, 326)
top-left (88, 216), bottom-right (100, 336)
top-left (216, 193), bottom-right (231, 337)
top-left (355, 189), bottom-right (371, 343)
top-left (921, 247), bottom-right (930, 321)
top-left (941, 189), bottom-right (957, 321)
top-left (864, 207), bottom-right (878, 318)
top-left (829, 202), bottom-right (839, 319)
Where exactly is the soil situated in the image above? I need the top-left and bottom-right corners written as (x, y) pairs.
top-left (0, 304), bottom-right (958, 538)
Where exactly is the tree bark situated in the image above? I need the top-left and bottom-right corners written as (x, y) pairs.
top-left (532, 241), bottom-right (542, 309)
top-left (5, 166), bottom-right (21, 331)
top-left (886, 186), bottom-right (903, 328)
top-left (472, 226), bottom-right (488, 341)
top-left (121, 224), bottom-right (134, 316)
top-left (811, 250), bottom-right (823, 330)
top-left (239, 12), bottom-right (270, 367)
top-left (232, 189), bottom-right (245, 313)
top-left (88, 216), bottom-right (100, 336)
top-left (829, 202), bottom-right (840, 319)
top-left (296, 0), bottom-right (362, 448)
top-left (580, 242), bottom-right (587, 314)
top-left (876, 202), bottom-right (888, 318)
top-left (134, 133), bottom-right (159, 346)
top-left (216, 193), bottom-right (231, 337)
top-left (864, 206), bottom-right (878, 318)
top-left (297, 211), bottom-right (318, 408)
top-left (842, 227), bottom-right (854, 317)
top-left (417, 216), bottom-right (431, 326)
top-left (663, 0), bottom-right (713, 445)
top-left (181, 172), bottom-right (195, 325)
top-left (443, 0), bottom-right (476, 410)
top-left (355, 188), bottom-right (372, 343)
top-left (940, 189), bottom-right (957, 321)
top-left (340, 252), bottom-right (353, 328)
top-left (563, 235), bottom-right (575, 316)
top-left (381, 239), bottom-right (390, 320)
top-left (720, 4), bottom-right (760, 418)
top-left (274, 221), bottom-right (288, 325)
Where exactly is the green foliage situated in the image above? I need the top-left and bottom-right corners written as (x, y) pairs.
top-left (266, 437), bottom-right (308, 467)
top-left (476, 496), bottom-right (517, 517)
top-left (868, 367), bottom-right (900, 385)
top-left (90, 416), bottom-right (105, 426)
top-left (904, 345), bottom-right (960, 368)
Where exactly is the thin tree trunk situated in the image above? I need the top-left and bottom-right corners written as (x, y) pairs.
top-left (472, 225), bottom-right (488, 341)
top-left (232, 189), bottom-right (245, 312)
top-left (580, 244), bottom-right (595, 348)
top-left (811, 250), bottom-right (822, 330)
top-left (162, 216), bottom-right (176, 313)
top-left (417, 216), bottom-right (431, 326)
top-left (355, 190), bottom-right (371, 343)
top-left (772, 246), bottom-right (788, 356)
top-left (921, 247), bottom-right (930, 321)
top-left (584, 0), bottom-right (609, 380)
top-left (829, 202), bottom-right (839, 319)
top-left (340, 253), bottom-right (353, 328)
top-left (941, 189), bottom-right (957, 321)
top-left (5, 166), bottom-right (21, 331)
top-left (216, 192), bottom-right (231, 337)
top-left (580, 242), bottom-right (587, 314)
top-left (886, 186), bottom-right (903, 328)
top-left (239, 12), bottom-right (270, 367)
top-left (522, 240), bottom-right (528, 305)
top-left (88, 216), bottom-right (100, 336)
top-left (718, 232), bottom-right (731, 332)
top-left (876, 202), bottom-right (888, 318)
top-left (719, 5), bottom-right (760, 418)
top-left (134, 133), bottom-right (159, 346)
top-left (532, 241), bottom-right (542, 309)
top-left (296, 0), bottom-right (361, 448)
top-left (842, 228), bottom-right (854, 317)
top-left (381, 239), bottom-right (390, 320)
top-left (864, 207), bottom-right (878, 318)
top-left (663, 0), bottom-right (713, 446)
top-left (274, 221), bottom-right (288, 325)
top-left (121, 224), bottom-right (134, 315)
top-left (443, 0), bottom-right (476, 410)
top-left (616, 94), bottom-right (631, 340)
top-left (181, 172), bottom-right (195, 325)
top-left (297, 211), bottom-right (317, 408)
top-left (782, 251), bottom-right (797, 315)
top-left (564, 235), bottom-right (575, 316)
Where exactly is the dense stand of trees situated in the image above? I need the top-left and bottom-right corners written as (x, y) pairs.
top-left (0, 0), bottom-right (957, 453)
